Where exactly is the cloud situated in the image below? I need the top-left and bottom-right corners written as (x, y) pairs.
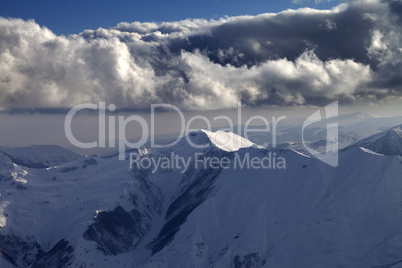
top-left (0, 0), bottom-right (400, 111)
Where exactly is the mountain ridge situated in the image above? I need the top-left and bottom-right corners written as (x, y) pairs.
top-left (343, 124), bottom-right (402, 156)
top-left (0, 145), bottom-right (80, 168)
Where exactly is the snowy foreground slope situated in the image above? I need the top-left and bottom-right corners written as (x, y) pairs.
top-left (1, 130), bottom-right (402, 267)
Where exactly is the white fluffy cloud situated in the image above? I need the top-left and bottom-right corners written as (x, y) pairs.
top-left (0, 0), bottom-right (400, 111)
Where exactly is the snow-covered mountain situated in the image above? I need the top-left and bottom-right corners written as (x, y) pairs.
top-left (1, 129), bottom-right (402, 267)
top-left (0, 145), bottom-right (80, 168)
top-left (344, 124), bottom-right (402, 156)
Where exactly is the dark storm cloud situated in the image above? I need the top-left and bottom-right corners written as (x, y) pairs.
top-left (0, 0), bottom-right (400, 111)
top-left (167, 7), bottom-right (373, 66)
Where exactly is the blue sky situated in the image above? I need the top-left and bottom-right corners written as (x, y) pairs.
top-left (0, 0), bottom-right (340, 35)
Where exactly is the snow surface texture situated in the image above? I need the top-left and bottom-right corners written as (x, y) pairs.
top-left (1, 129), bottom-right (402, 267)
top-left (197, 130), bottom-right (263, 152)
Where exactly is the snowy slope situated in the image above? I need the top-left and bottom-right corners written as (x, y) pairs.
top-left (197, 129), bottom-right (263, 151)
top-left (1, 130), bottom-right (402, 267)
top-left (0, 145), bottom-right (80, 168)
top-left (344, 124), bottom-right (402, 156)
top-left (0, 148), bottom-right (165, 267)
top-left (141, 144), bottom-right (402, 268)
